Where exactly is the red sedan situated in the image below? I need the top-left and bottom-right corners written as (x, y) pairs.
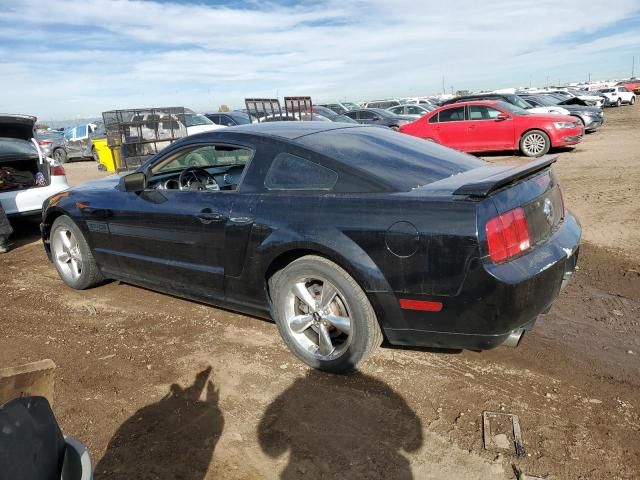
top-left (399, 100), bottom-right (583, 157)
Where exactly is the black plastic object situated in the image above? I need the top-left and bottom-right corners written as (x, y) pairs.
top-left (0, 396), bottom-right (66, 480)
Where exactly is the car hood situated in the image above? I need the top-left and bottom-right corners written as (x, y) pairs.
top-left (527, 106), bottom-right (570, 116)
top-left (70, 174), bottom-right (122, 192)
top-left (0, 114), bottom-right (37, 141)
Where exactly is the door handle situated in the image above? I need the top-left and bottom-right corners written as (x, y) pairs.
top-left (195, 211), bottom-right (225, 224)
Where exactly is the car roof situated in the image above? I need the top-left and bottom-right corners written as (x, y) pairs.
top-left (439, 100), bottom-right (502, 107)
top-left (221, 121), bottom-right (361, 140)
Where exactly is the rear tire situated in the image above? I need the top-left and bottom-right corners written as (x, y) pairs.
top-left (519, 130), bottom-right (550, 157)
top-left (53, 148), bottom-right (68, 164)
top-left (270, 255), bottom-right (382, 373)
top-left (50, 216), bottom-right (104, 290)
top-left (630, 96), bottom-right (636, 105)
top-left (616, 98), bottom-right (622, 107)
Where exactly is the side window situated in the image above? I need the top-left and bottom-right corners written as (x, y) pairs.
top-left (343, 111), bottom-right (357, 119)
top-left (264, 153), bottom-right (338, 191)
top-left (220, 115), bottom-right (236, 126)
top-left (359, 111), bottom-right (376, 120)
top-left (64, 129), bottom-right (74, 140)
top-left (155, 144), bottom-right (252, 174)
top-left (407, 106), bottom-right (423, 115)
top-left (208, 114), bottom-right (220, 124)
top-left (468, 105), bottom-right (502, 120)
top-left (428, 113), bottom-right (439, 123)
top-left (438, 106), bottom-right (465, 122)
top-left (75, 125), bottom-right (88, 138)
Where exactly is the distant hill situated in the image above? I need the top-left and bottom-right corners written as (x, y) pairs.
top-left (39, 117), bottom-right (101, 129)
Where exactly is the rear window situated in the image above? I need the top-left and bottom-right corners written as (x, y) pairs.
top-left (265, 153), bottom-right (338, 190)
top-left (0, 138), bottom-right (38, 159)
top-left (296, 127), bottom-right (485, 191)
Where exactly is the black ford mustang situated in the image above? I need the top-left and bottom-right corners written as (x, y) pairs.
top-left (41, 123), bottom-right (580, 372)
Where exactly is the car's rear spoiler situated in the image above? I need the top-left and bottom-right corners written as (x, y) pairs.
top-left (452, 155), bottom-right (557, 197)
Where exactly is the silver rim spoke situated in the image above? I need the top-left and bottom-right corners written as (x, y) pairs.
top-left (289, 314), bottom-right (314, 334)
top-left (320, 282), bottom-right (337, 308)
top-left (294, 282), bottom-right (317, 310)
top-left (326, 313), bottom-right (351, 335)
top-left (318, 323), bottom-right (335, 356)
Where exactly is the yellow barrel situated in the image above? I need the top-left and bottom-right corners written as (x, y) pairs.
top-left (92, 137), bottom-right (117, 172)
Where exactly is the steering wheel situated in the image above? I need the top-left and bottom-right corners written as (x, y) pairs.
top-left (178, 166), bottom-right (219, 191)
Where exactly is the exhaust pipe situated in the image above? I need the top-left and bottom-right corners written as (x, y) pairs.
top-left (502, 328), bottom-right (525, 348)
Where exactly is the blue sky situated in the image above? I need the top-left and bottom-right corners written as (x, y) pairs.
top-left (0, 0), bottom-right (639, 121)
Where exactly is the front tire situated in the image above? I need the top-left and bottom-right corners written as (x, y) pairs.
top-left (53, 148), bottom-right (68, 164)
top-left (630, 96), bottom-right (636, 105)
top-left (519, 130), bottom-right (550, 157)
top-left (616, 98), bottom-right (622, 107)
top-left (50, 216), bottom-right (104, 290)
top-left (270, 255), bottom-right (382, 373)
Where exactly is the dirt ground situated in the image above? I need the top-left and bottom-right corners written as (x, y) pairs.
top-left (1, 106), bottom-right (639, 479)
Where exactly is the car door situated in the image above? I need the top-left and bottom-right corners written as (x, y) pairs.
top-left (66, 125), bottom-right (89, 159)
top-left (465, 104), bottom-right (515, 151)
top-left (358, 110), bottom-right (378, 125)
top-left (63, 128), bottom-right (79, 158)
top-left (98, 142), bottom-right (255, 300)
top-left (431, 106), bottom-right (467, 150)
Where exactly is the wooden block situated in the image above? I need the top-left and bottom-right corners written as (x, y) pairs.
top-left (0, 359), bottom-right (56, 406)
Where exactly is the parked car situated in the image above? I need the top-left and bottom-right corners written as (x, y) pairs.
top-left (41, 122), bottom-right (580, 372)
top-left (319, 102), bottom-right (359, 114)
top-left (442, 93), bottom-right (571, 116)
top-left (616, 79), bottom-right (640, 94)
top-left (342, 108), bottom-right (414, 130)
top-left (205, 111), bottom-right (253, 126)
top-left (0, 114), bottom-right (68, 216)
top-left (363, 99), bottom-right (401, 109)
top-left (519, 94), bottom-right (604, 132)
top-left (598, 87), bottom-right (636, 107)
top-left (310, 106), bottom-right (358, 123)
top-left (400, 97), bottom-right (437, 106)
top-left (532, 89), bottom-right (605, 108)
top-left (35, 130), bottom-right (66, 161)
top-left (387, 104), bottom-right (435, 118)
top-left (400, 100), bottom-right (583, 157)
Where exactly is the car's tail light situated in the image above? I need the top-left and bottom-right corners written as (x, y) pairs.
top-left (38, 140), bottom-right (52, 146)
top-left (485, 207), bottom-right (531, 263)
top-left (51, 165), bottom-right (66, 176)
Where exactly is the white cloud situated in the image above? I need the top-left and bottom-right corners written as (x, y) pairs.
top-left (0, 0), bottom-right (638, 119)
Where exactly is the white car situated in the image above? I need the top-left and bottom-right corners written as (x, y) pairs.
top-left (598, 87), bottom-right (636, 107)
top-left (0, 114), bottom-right (69, 216)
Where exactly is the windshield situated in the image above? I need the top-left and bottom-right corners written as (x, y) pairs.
top-left (496, 101), bottom-right (529, 115)
top-left (342, 102), bottom-right (359, 110)
top-left (599, 88), bottom-right (614, 93)
top-left (368, 108), bottom-right (395, 117)
top-left (529, 95), bottom-right (558, 106)
top-left (504, 94), bottom-right (531, 110)
top-left (313, 106), bottom-right (338, 118)
top-left (229, 113), bottom-right (252, 125)
top-left (333, 114), bottom-right (358, 124)
top-left (184, 113), bottom-right (214, 127)
top-left (0, 137), bottom-right (39, 159)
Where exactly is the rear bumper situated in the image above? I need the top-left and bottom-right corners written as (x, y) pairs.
top-left (0, 181), bottom-right (69, 216)
top-left (374, 212), bottom-right (581, 350)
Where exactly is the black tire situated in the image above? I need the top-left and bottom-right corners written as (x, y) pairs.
top-left (50, 216), bottom-right (104, 290)
top-left (91, 146), bottom-right (99, 162)
top-left (630, 96), bottom-right (636, 105)
top-left (519, 130), bottom-right (550, 157)
top-left (270, 255), bottom-right (382, 373)
top-left (616, 98), bottom-right (622, 107)
top-left (390, 125), bottom-right (400, 131)
top-left (53, 148), bottom-right (68, 164)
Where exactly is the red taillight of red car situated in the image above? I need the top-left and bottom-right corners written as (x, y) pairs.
top-left (51, 165), bottom-right (66, 176)
top-left (485, 207), bottom-right (531, 263)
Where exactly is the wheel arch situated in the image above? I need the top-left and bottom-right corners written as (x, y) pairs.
top-left (41, 207), bottom-right (77, 257)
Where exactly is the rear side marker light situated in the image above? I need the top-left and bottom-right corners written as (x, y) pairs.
top-left (399, 299), bottom-right (443, 312)
top-left (485, 207), bottom-right (531, 263)
top-left (51, 165), bottom-right (66, 176)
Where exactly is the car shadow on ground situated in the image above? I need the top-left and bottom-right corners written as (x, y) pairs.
top-left (94, 366), bottom-right (223, 480)
top-left (4, 216), bottom-right (41, 250)
top-left (258, 370), bottom-right (424, 480)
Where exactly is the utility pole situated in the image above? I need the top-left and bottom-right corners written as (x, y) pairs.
top-left (588, 72), bottom-right (591, 82)
top-left (546, 75), bottom-right (550, 87)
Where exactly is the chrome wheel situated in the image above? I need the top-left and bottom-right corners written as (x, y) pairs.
top-left (52, 228), bottom-right (83, 282)
top-left (283, 277), bottom-right (352, 360)
top-left (522, 132), bottom-right (546, 156)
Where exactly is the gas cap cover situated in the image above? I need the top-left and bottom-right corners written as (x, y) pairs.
top-left (385, 221), bottom-right (419, 258)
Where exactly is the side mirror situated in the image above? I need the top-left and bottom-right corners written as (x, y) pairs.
top-left (122, 172), bottom-right (147, 192)
top-left (496, 113), bottom-right (510, 121)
